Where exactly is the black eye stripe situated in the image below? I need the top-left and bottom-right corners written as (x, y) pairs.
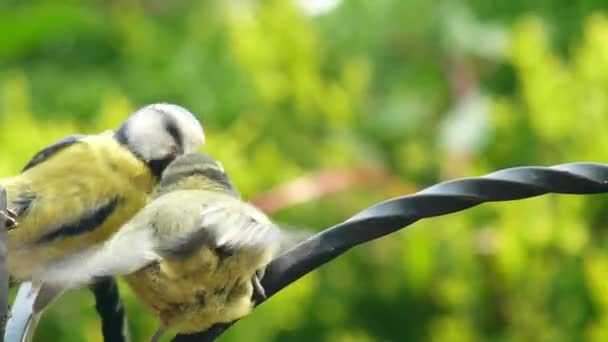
top-left (163, 117), bottom-right (183, 152)
top-left (151, 107), bottom-right (185, 153)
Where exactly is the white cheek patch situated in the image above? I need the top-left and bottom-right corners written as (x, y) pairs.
top-left (124, 103), bottom-right (205, 161)
top-left (126, 117), bottom-right (175, 161)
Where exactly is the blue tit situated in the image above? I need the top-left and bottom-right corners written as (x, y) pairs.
top-left (42, 152), bottom-right (284, 339)
top-left (2, 103), bottom-right (205, 287)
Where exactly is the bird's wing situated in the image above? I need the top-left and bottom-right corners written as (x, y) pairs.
top-left (36, 193), bottom-right (281, 287)
top-left (155, 196), bottom-right (282, 259)
top-left (37, 225), bottom-right (160, 288)
top-left (21, 134), bottom-right (87, 172)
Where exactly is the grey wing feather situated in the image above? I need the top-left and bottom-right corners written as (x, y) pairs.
top-left (37, 194), bottom-right (281, 288)
top-left (37, 226), bottom-right (160, 288)
top-left (157, 199), bottom-right (282, 259)
top-left (273, 223), bottom-right (315, 255)
top-left (21, 134), bottom-right (86, 172)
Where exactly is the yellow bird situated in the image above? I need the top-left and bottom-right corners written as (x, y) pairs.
top-left (1, 103), bottom-right (205, 293)
top-left (44, 152), bottom-right (283, 339)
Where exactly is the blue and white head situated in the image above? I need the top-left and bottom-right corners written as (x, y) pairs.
top-left (115, 103), bottom-right (206, 177)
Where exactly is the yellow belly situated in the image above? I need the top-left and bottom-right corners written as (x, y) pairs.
top-left (124, 246), bottom-right (271, 334)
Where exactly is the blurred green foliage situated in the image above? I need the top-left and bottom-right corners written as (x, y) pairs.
top-left (2, 0), bottom-right (608, 341)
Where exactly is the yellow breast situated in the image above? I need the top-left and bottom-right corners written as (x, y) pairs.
top-left (124, 245), bottom-right (272, 334)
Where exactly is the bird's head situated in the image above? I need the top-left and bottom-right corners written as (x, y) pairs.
top-left (115, 103), bottom-right (206, 177)
top-left (155, 152), bottom-right (239, 197)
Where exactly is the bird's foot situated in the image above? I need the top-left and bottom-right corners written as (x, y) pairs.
top-left (0, 208), bottom-right (17, 230)
top-left (251, 269), bottom-right (267, 303)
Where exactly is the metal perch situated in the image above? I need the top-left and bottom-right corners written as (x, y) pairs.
top-left (171, 162), bottom-right (608, 341)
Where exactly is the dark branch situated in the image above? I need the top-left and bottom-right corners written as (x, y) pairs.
top-left (91, 277), bottom-right (130, 342)
top-left (172, 162), bottom-right (608, 341)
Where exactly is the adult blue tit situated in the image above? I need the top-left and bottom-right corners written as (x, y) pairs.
top-left (2, 103), bottom-right (206, 286)
top-left (42, 152), bottom-right (283, 338)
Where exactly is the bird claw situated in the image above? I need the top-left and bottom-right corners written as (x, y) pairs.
top-left (0, 209), bottom-right (18, 230)
top-left (251, 270), bottom-right (266, 303)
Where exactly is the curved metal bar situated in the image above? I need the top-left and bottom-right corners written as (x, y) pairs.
top-left (172, 162), bottom-right (608, 341)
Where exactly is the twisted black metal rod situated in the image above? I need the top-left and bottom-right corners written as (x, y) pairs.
top-left (171, 162), bottom-right (608, 341)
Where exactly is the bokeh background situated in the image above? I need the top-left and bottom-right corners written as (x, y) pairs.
top-left (3, 0), bottom-right (608, 341)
